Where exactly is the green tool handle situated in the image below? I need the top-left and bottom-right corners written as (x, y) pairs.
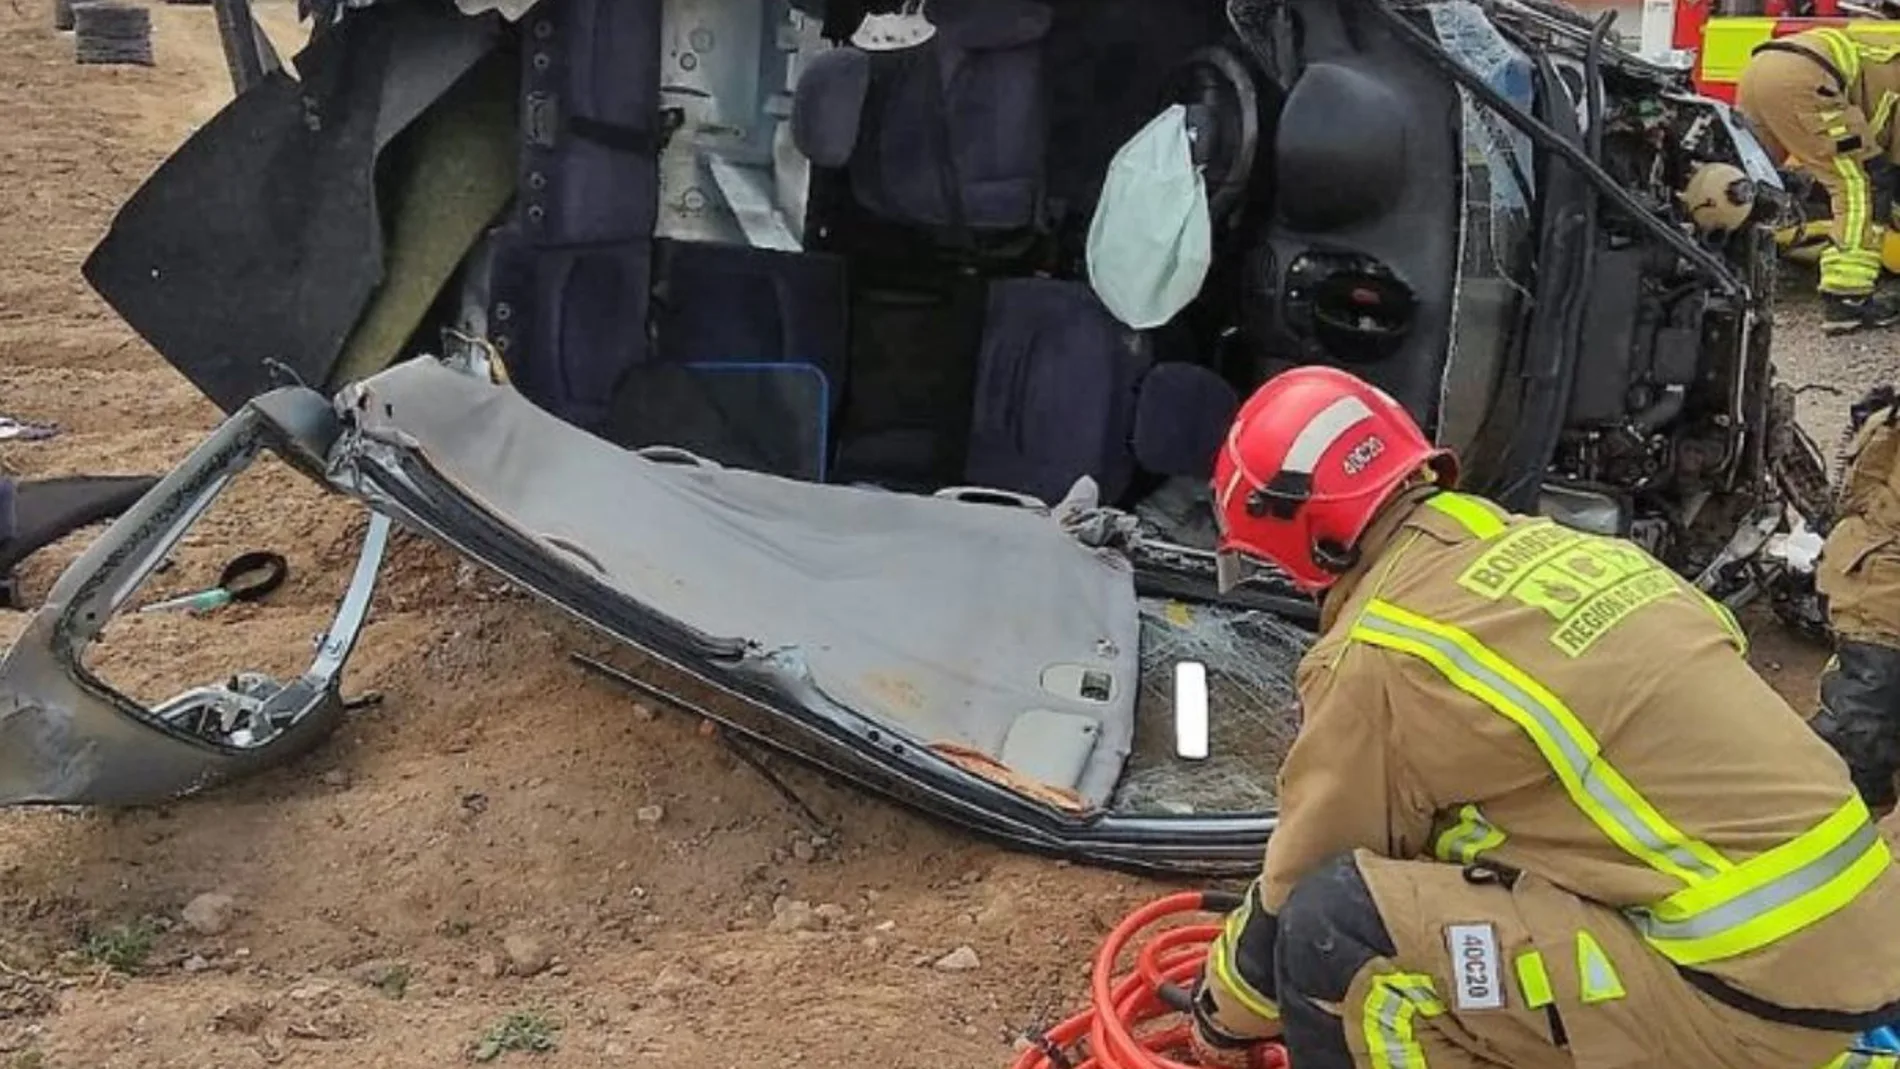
top-left (138, 587), bottom-right (235, 614)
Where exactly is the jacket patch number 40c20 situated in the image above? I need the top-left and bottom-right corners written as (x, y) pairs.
top-left (1445, 923), bottom-right (1506, 1011)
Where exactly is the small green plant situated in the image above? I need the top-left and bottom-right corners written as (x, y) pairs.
top-left (80, 919), bottom-right (158, 973)
top-left (12, 1049), bottom-right (45, 1069)
top-left (472, 1009), bottom-right (560, 1062)
top-left (372, 963), bottom-right (412, 1000)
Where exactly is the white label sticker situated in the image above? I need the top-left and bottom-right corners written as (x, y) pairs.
top-left (1446, 923), bottom-right (1505, 1011)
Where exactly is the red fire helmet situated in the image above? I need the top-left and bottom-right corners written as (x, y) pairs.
top-left (1212, 366), bottom-right (1457, 593)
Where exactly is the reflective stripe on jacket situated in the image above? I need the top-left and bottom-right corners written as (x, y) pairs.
top-left (1773, 27), bottom-right (1900, 135)
top-left (1258, 487), bottom-right (1900, 1018)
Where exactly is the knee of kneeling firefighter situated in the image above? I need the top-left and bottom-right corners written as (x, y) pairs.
top-left (1276, 854), bottom-right (1396, 1003)
top-left (1816, 640), bottom-right (1900, 807)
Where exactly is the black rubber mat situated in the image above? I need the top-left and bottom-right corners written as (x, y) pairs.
top-left (73, 3), bottom-right (153, 66)
top-left (601, 364), bottom-right (833, 483)
top-left (81, 3), bottom-right (502, 414)
top-left (0, 476), bottom-right (160, 607)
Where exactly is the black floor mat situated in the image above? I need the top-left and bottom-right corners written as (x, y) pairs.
top-left (830, 279), bottom-right (989, 490)
top-left (1, 476), bottom-right (160, 608)
top-left (601, 363), bottom-right (832, 482)
top-left (81, 4), bottom-right (500, 415)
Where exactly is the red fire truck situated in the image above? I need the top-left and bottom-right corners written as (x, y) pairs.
top-left (1672, 0), bottom-right (1900, 100)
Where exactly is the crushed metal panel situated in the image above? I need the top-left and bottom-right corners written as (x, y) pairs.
top-left (0, 391), bottom-right (389, 806)
top-left (334, 359), bottom-right (1143, 806)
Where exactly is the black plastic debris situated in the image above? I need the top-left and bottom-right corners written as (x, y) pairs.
top-left (0, 475), bottom-right (159, 609)
top-left (74, 2), bottom-right (154, 67)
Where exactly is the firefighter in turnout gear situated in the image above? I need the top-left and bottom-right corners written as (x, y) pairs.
top-left (1187, 366), bottom-right (1900, 1069)
top-left (1815, 385), bottom-right (1900, 812)
top-left (1737, 26), bottom-right (1900, 333)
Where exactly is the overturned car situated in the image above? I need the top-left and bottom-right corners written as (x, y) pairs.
top-left (0, 0), bottom-right (1828, 874)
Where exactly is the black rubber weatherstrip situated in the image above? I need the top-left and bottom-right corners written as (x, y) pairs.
top-left (1497, 43), bottom-right (1596, 511)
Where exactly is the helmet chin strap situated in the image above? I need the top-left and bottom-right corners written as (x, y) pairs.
top-left (1311, 538), bottom-right (1360, 576)
top-left (1311, 469), bottom-right (1443, 577)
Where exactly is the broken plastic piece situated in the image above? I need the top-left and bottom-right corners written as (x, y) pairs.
top-left (0, 391), bottom-right (389, 804)
top-left (0, 417), bottom-right (59, 442)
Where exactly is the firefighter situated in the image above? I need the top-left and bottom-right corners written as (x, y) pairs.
top-left (1814, 384), bottom-right (1900, 812)
top-left (1736, 26), bottom-right (1900, 333)
top-left (1187, 366), bottom-right (1900, 1069)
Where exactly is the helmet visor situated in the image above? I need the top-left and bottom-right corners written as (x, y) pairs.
top-left (1215, 548), bottom-right (1281, 594)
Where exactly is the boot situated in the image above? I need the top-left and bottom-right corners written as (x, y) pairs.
top-left (1814, 640), bottom-right (1900, 809)
top-left (1822, 290), bottom-right (1900, 335)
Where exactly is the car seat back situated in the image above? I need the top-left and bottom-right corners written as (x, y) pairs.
top-left (487, 0), bottom-right (666, 430)
top-left (791, 0), bottom-right (1052, 239)
top-left (648, 240), bottom-right (851, 409)
top-left (964, 279), bottom-right (1239, 506)
top-left (595, 240), bottom-right (851, 481)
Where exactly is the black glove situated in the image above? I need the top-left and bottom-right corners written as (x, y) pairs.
top-left (1189, 979), bottom-right (1267, 1069)
top-left (1867, 156), bottom-right (1900, 222)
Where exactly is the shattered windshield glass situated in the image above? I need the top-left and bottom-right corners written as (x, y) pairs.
top-left (1430, 1), bottom-right (1536, 455)
top-left (1117, 598), bottom-right (1307, 816)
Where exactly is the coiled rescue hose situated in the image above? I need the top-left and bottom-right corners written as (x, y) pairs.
top-left (1009, 891), bottom-right (1290, 1069)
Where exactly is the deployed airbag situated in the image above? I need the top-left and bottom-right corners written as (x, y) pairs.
top-left (341, 360), bottom-right (1141, 805)
top-left (1086, 105), bottom-right (1213, 330)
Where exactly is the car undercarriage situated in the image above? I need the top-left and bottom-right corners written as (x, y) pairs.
top-left (0, 0), bottom-right (1841, 874)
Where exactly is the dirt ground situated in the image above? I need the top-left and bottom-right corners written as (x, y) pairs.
top-left (0, 2), bottom-right (1870, 1066)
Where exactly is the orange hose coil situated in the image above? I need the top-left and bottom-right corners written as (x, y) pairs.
top-left (1010, 892), bottom-right (1290, 1069)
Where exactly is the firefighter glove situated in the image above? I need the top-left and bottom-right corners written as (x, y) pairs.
top-left (1189, 979), bottom-right (1270, 1069)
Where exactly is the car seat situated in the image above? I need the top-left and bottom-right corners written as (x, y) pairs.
top-left (791, 0), bottom-right (1053, 242)
top-left (600, 238), bottom-right (853, 482)
top-left (965, 279), bottom-right (1239, 506)
top-left (790, 0), bottom-right (1242, 503)
top-left (486, 0), bottom-right (667, 431)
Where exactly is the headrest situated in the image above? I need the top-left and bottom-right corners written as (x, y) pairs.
top-left (931, 0), bottom-right (1052, 50)
top-left (1275, 63), bottom-right (1407, 231)
top-left (792, 47), bottom-right (872, 168)
top-left (1131, 363), bottom-right (1240, 478)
